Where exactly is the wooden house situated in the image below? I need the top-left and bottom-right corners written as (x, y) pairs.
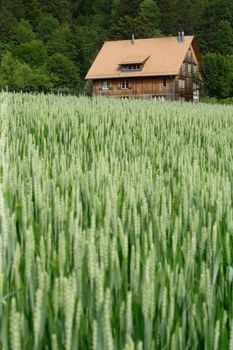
top-left (85, 33), bottom-right (202, 101)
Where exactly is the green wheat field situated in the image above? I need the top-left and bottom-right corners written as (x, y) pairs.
top-left (0, 93), bottom-right (233, 349)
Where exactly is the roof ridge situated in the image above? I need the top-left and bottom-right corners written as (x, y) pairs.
top-left (104, 35), bottom-right (194, 44)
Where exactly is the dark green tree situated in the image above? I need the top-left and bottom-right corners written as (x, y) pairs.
top-left (47, 24), bottom-right (76, 60)
top-left (23, 0), bottom-right (42, 24)
top-left (27, 67), bottom-right (51, 91)
top-left (16, 39), bottom-right (48, 66)
top-left (136, 0), bottom-right (161, 38)
top-left (3, 0), bottom-right (24, 19)
top-left (11, 19), bottom-right (36, 44)
top-left (211, 21), bottom-right (233, 56)
top-left (47, 53), bottom-right (80, 93)
top-left (0, 52), bottom-right (21, 90)
top-left (92, 0), bottom-right (112, 15)
top-left (113, 0), bottom-right (141, 18)
top-left (0, 9), bottom-right (17, 42)
top-left (74, 21), bottom-right (106, 77)
top-left (157, 0), bottom-right (178, 35)
top-left (188, 0), bottom-right (209, 34)
top-left (110, 0), bottom-right (142, 38)
top-left (198, 0), bottom-right (233, 52)
top-left (176, 0), bottom-right (193, 33)
top-left (36, 14), bottom-right (59, 42)
top-left (201, 53), bottom-right (233, 98)
top-left (70, 0), bottom-right (93, 18)
top-left (111, 15), bottom-right (138, 39)
top-left (40, 0), bottom-right (71, 22)
top-left (207, 0), bottom-right (233, 26)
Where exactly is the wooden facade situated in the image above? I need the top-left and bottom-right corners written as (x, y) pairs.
top-left (93, 77), bottom-right (174, 99)
top-left (93, 47), bottom-right (200, 101)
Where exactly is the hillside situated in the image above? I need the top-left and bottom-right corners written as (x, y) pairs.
top-left (0, 0), bottom-right (233, 98)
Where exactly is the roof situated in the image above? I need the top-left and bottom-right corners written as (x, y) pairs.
top-left (120, 55), bottom-right (149, 65)
top-left (85, 36), bottom-right (201, 80)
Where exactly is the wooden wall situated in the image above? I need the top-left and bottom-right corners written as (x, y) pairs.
top-left (93, 76), bottom-right (177, 100)
top-left (177, 46), bottom-right (201, 101)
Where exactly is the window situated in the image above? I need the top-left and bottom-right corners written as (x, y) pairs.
top-left (121, 64), bottom-right (142, 71)
top-left (121, 79), bottom-right (129, 89)
top-left (193, 83), bottom-right (198, 90)
top-left (102, 80), bottom-right (109, 90)
top-left (193, 83), bottom-right (199, 101)
top-left (163, 78), bottom-right (167, 87)
top-left (193, 65), bottom-right (197, 74)
top-left (188, 64), bottom-right (192, 75)
top-left (187, 49), bottom-right (192, 60)
top-left (182, 63), bottom-right (185, 73)
top-left (179, 79), bottom-right (185, 89)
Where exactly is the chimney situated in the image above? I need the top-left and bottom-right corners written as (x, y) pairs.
top-left (178, 31), bottom-right (181, 43)
top-left (131, 34), bottom-right (135, 45)
top-left (181, 30), bottom-right (185, 43)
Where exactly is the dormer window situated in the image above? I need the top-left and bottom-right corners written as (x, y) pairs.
top-left (119, 55), bottom-right (149, 73)
top-left (120, 64), bottom-right (142, 71)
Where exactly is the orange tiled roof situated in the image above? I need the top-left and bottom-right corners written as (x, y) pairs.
top-left (85, 36), bottom-right (200, 80)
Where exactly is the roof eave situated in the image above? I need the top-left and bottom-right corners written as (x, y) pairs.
top-left (191, 36), bottom-right (202, 62)
top-left (85, 73), bottom-right (177, 80)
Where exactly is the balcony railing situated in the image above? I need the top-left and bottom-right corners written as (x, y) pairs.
top-left (95, 87), bottom-right (177, 98)
top-left (94, 86), bottom-right (197, 100)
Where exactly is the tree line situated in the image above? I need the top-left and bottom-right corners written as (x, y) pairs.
top-left (0, 0), bottom-right (233, 99)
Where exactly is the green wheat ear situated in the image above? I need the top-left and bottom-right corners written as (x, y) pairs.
top-left (0, 92), bottom-right (233, 349)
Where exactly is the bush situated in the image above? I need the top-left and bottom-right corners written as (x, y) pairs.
top-left (202, 96), bottom-right (233, 105)
top-left (0, 52), bottom-right (50, 92)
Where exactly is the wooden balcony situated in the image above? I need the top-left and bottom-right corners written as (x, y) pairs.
top-left (95, 87), bottom-right (176, 99)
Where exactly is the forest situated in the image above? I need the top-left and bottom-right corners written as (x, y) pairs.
top-left (0, 0), bottom-right (233, 99)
